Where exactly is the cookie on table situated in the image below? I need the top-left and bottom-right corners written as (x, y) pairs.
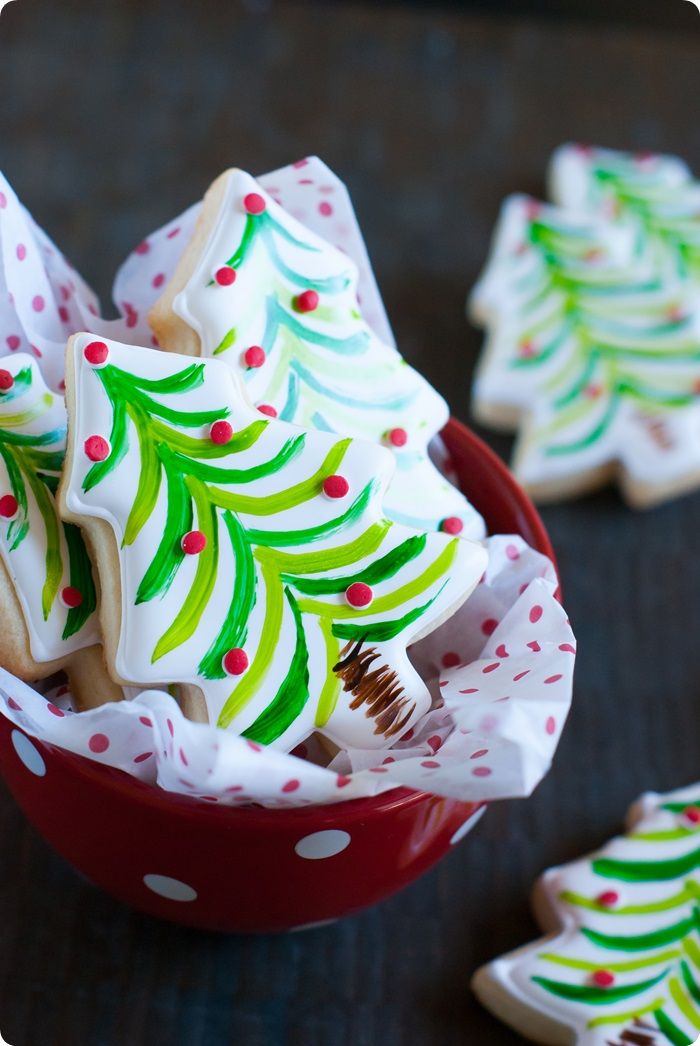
top-left (469, 192), bottom-right (700, 507)
top-left (58, 333), bottom-right (487, 752)
top-left (0, 354), bottom-right (120, 709)
top-left (472, 784), bottom-right (700, 1046)
top-left (149, 167), bottom-right (480, 538)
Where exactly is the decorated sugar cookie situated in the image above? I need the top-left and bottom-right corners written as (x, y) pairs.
top-left (111, 156), bottom-right (396, 351)
top-left (59, 334), bottom-right (487, 752)
top-left (550, 145), bottom-right (700, 282)
top-left (470, 194), bottom-right (700, 506)
top-left (149, 168), bottom-right (478, 535)
top-left (472, 784), bottom-right (700, 1046)
top-left (0, 354), bottom-right (118, 707)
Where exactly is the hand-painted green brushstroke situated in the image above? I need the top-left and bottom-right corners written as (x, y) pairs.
top-left (580, 912), bottom-right (700, 952)
top-left (198, 510), bottom-right (256, 679)
top-left (593, 849), bottom-right (700, 882)
top-left (135, 452), bottom-right (192, 604)
top-left (283, 533), bottom-right (426, 595)
top-left (152, 475), bottom-right (219, 662)
top-left (241, 588), bottom-right (310, 744)
top-left (532, 968), bottom-right (668, 1004)
top-left (61, 520), bottom-right (97, 639)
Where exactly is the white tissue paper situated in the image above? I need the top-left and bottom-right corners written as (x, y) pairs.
top-left (0, 536), bottom-right (575, 808)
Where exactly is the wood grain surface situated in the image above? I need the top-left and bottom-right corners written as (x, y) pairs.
top-left (0, 2), bottom-right (699, 1043)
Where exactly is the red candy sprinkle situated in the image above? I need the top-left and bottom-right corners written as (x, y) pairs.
top-left (0, 369), bottom-right (14, 391)
top-left (243, 345), bottom-right (266, 368)
top-left (83, 340), bottom-right (109, 366)
top-left (387, 427), bottom-right (408, 448)
top-left (684, 805), bottom-right (700, 824)
top-left (215, 266), bottom-right (236, 286)
top-left (0, 493), bottom-right (17, 518)
top-left (84, 435), bottom-right (110, 462)
top-left (440, 516), bottom-right (463, 535)
top-left (210, 420), bottom-right (233, 445)
top-left (591, 970), bottom-right (615, 988)
top-left (243, 192), bottom-right (266, 215)
top-left (346, 582), bottom-right (373, 608)
top-left (61, 586), bottom-right (83, 608)
top-left (0, 494), bottom-right (18, 518)
top-left (257, 404), bottom-right (278, 417)
top-left (181, 530), bottom-right (207, 555)
top-left (322, 474), bottom-right (349, 499)
top-left (597, 891), bottom-right (619, 908)
top-left (294, 289), bottom-right (319, 313)
top-left (223, 648), bottom-right (249, 675)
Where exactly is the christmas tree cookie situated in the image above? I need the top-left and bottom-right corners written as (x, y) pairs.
top-left (473, 784), bottom-right (700, 1046)
top-left (149, 168), bottom-right (475, 535)
top-left (550, 145), bottom-right (700, 282)
top-left (59, 334), bottom-right (487, 752)
top-left (470, 194), bottom-right (700, 507)
top-left (0, 354), bottom-right (119, 707)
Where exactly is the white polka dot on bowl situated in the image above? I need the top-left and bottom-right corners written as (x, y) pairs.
top-left (294, 829), bottom-right (351, 860)
top-left (11, 729), bottom-right (46, 777)
top-left (143, 874), bottom-right (197, 902)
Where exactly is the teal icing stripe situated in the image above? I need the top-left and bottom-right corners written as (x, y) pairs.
top-left (291, 358), bottom-right (417, 410)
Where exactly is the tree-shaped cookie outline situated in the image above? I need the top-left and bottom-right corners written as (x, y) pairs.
top-left (152, 170), bottom-right (472, 535)
top-left (472, 196), bottom-right (700, 489)
top-left (473, 787), bottom-right (700, 1046)
top-left (63, 336), bottom-right (484, 750)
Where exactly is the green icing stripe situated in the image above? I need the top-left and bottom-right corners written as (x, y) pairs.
top-left (242, 588), bottom-right (310, 744)
top-left (581, 912), bottom-right (699, 952)
top-left (172, 432), bottom-right (305, 486)
top-left (150, 418), bottom-right (267, 458)
top-left (213, 328), bottom-right (236, 356)
top-left (680, 961), bottom-right (700, 1010)
top-left (561, 882), bottom-right (700, 916)
top-left (24, 468), bottom-right (62, 621)
top-left (593, 849), bottom-right (700, 882)
top-left (0, 445), bottom-right (28, 550)
top-left (123, 404), bottom-right (162, 546)
top-left (314, 616), bottom-right (341, 727)
top-left (217, 556), bottom-right (283, 728)
top-left (538, 949), bottom-right (681, 973)
top-left (246, 479), bottom-right (374, 548)
top-left (119, 361), bottom-right (206, 396)
top-left (152, 476), bottom-right (219, 662)
top-left (83, 392), bottom-right (128, 493)
top-left (198, 510), bottom-right (256, 680)
top-left (332, 592), bottom-right (442, 644)
top-left (532, 968), bottom-right (668, 1004)
top-left (299, 540), bottom-right (457, 620)
top-left (586, 997), bottom-right (664, 1029)
top-left (0, 426), bottom-right (65, 448)
top-left (655, 1007), bottom-right (696, 1046)
top-left (135, 453), bottom-right (191, 604)
top-left (283, 534), bottom-right (427, 595)
top-left (61, 521), bottom-right (96, 639)
top-left (209, 438), bottom-right (350, 517)
top-left (260, 520), bottom-right (391, 575)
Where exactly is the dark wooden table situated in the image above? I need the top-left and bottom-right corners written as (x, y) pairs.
top-left (1, 2), bottom-right (699, 1043)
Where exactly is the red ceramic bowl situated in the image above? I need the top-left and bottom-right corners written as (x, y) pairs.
top-left (0, 419), bottom-right (555, 933)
